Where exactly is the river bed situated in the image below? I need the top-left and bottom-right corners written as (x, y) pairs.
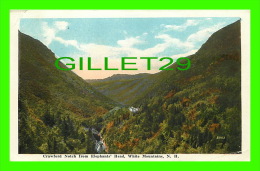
top-left (84, 127), bottom-right (106, 153)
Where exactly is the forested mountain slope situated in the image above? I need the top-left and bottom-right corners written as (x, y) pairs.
top-left (100, 20), bottom-right (241, 154)
top-left (19, 32), bottom-right (117, 153)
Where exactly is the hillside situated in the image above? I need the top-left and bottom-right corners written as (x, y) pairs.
top-left (99, 20), bottom-right (241, 154)
top-left (88, 73), bottom-right (154, 105)
top-left (18, 32), bottom-right (117, 154)
top-left (86, 73), bottom-right (150, 83)
top-left (18, 19), bottom-right (242, 154)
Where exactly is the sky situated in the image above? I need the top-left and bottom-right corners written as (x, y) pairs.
top-left (19, 17), bottom-right (240, 79)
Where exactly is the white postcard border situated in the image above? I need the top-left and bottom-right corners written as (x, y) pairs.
top-left (10, 10), bottom-right (250, 161)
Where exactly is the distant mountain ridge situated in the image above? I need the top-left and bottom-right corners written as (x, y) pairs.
top-left (86, 73), bottom-right (151, 83)
top-left (89, 73), bottom-right (155, 105)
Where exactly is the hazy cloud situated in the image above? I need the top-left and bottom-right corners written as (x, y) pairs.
top-left (163, 19), bottom-right (200, 32)
top-left (54, 21), bottom-right (69, 30)
top-left (117, 36), bottom-right (144, 48)
top-left (187, 22), bottom-right (226, 43)
top-left (41, 22), bottom-right (56, 46)
top-left (41, 21), bottom-right (79, 48)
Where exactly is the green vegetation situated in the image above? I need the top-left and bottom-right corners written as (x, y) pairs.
top-left (88, 74), bottom-right (156, 105)
top-left (18, 32), bottom-right (117, 153)
top-left (95, 20), bottom-right (241, 154)
top-left (19, 20), bottom-right (241, 154)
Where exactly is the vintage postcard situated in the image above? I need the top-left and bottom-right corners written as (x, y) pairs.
top-left (10, 10), bottom-right (250, 161)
